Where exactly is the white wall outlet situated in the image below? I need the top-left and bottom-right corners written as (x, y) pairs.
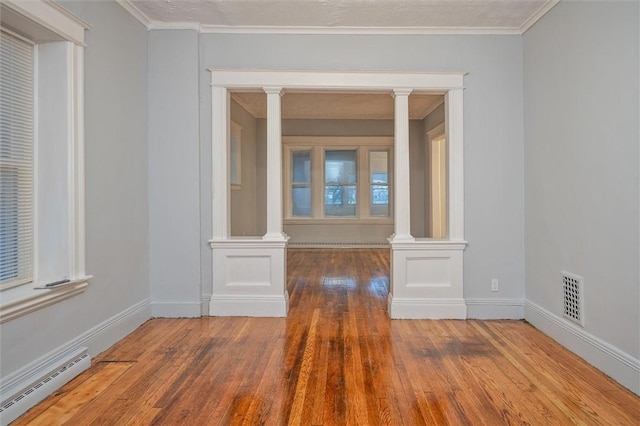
top-left (491, 279), bottom-right (499, 292)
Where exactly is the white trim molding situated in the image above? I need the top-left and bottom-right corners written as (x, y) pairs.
top-left (210, 294), bottom-right (289, 317)
top-left (519, 0), bottom-right (560, 34)
top-left (0, 0), bottom-right (90, 325)
top-left (114, 0), bottom-right (152, 28)
top-left (0, 298), bottom-right (150, 422)
top-left (210, 69), bottom-right (465, 92)
top-left (0, 347), bottom-right (90, 425)
top-left (0, 0), bottom-right (89, 45)
top-left (200, 25), bottom-right (525, 36)
top-left (466, 298), bottom-right (525, 320)
top-left (389, 240), bottom-right (467, 319)
top-left (151, 301), bottom-right (202, 318)
top-left (209, 239), bottom-right (288, 317)
top-left (0, 277), bottom-right (92, 324)
top-left (388, 296), bottom-right (467, 320)
top-left (525, 300), bottom-right (640, 395)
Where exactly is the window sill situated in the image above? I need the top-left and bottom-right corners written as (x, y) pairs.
top-left (0, 276), bottom-right (92, 324)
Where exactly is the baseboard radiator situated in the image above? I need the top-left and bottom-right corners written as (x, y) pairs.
top-left (0, 348), bottom-right (90, 425)
top-left (288, 241), bottom-right (390, 248)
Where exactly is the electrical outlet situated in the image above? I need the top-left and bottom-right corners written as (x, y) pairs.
top-left (491, 279), bottom-right (499, 292)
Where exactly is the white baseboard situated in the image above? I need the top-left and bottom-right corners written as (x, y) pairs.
top-left (200, 294), bottom-right (212, 316)
top-left (525, 300), bottom-right (640, 395)
top-left (151, 301), bottom-right (202, 318)
top-left (0, 348), bottom-right (90, 426)
top-left (0, 298), bottom-right (150, 423)
top-left (466, 298), bottom-right (525, 319)
top-left (209, 294), bottom-right (288, 317)
top-left (388, 295), bottom-right (467, 319)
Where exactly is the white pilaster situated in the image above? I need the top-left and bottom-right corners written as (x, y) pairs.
top-left (211, 85), bottom-right (230, 239)
top-left (263, 87), bottom-right (287, 241)
top-left (390, 88), bottom-right (413, 242)
top-left (446, 89), bottom-right (465, 241)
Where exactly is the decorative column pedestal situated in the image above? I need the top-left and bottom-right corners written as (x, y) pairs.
top-left (209, 85), bottom-right (288, 317)
top-left (388, 88), bottom-right (467, 319)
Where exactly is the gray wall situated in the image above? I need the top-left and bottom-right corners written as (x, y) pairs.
top-left (199, 33), bottom-right (525, 302)
top-left (524, 1), bottom-right (639, 359)
top-left (422, 102), bottom-right (446, 236)
top-left (148, 30), bottom-right (202, 315)
top-left (1, 0), bottom-right (149, 374)
top-left (230, 99), bottom-right (258, 236)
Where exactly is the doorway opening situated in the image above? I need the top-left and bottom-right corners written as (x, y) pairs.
top-left (209, 69), bottom-right (466, 319)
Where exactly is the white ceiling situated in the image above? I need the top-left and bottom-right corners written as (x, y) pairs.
top-left (122, 0), bottom-right (558, 34)
top-left (232, 92), bottom-right (443, 120)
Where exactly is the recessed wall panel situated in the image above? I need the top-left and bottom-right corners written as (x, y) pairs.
top-left (225, 255), bottom-right (271, 286)
top-left (406, 256), bottom-right (451, 288)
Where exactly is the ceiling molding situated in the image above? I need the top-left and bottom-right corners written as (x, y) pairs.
top-left (147, 21), bottom-right (201, 31)
top-left (519, 0), bottom-right (560, 33)
top-left (420, 98), bottom-right (445, 119)
top-left (114, 0), bottom-right (151, 28)
top-left (199, 25), bottom-right (523, 36)
top-left (115, 0), bottom-right (559, 35)
top-left (230, 93), bottom-right (260, 118)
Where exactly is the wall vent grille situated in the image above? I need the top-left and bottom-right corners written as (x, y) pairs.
top-left (562, 271), bottom-right (584, 326)
top-left (0, 350), bottom-right (90, 424)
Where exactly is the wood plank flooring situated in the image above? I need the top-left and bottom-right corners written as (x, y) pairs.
top-left (14, 249), bottom-right (640, 425)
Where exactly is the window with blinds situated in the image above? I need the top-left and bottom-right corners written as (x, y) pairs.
top-left (1, 29), bottom-right (34, 289)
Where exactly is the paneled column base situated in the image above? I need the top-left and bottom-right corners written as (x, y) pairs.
top-left (388, 296), bottom-right (467, 319)
top-left (210, 293), bottom-right (288, 317)
top-left (388, 239), bottom-right (467, 319)
top-left (209, 238), bottom-right (288, 317)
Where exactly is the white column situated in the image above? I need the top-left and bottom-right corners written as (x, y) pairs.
top-left (211, 85), bottom-right (230, 240)
top-left (391, 88), bottom-right (414, 242)
top-left (263, 87), bottom-right (287, 241)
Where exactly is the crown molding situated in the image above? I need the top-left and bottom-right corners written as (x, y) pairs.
top-left (114, 0), bottom-right (151, 28)
top-left (230, 93), bottom-right (260, 118)
top-left (199, 25), bottom-right (523, 36)
top-left (147, 21), bottom-right (201, 31)
top-left (520, 0), bottom-right (560, 34)
top-left (421, 98), bottom-right (445, 119)
top-left (114, 0), bottom-right (559, 35)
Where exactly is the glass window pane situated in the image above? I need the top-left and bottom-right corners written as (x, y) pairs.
top-left (325, 150), bottom-right (356, 183)
top-left (370, 151), bottom-right (388, 183)
top-left (325, 185), bottom-right (356, 216)
top-left (371, 185), bottom-right (388, 205)
top-left (292, 151), bottom-right (311, 183)
top-left (292, 185), bottom-right (311, 216)
top-left (369, 151), bottom-right (389, 217)
top-left (371, 185), bottom-right (389, 216)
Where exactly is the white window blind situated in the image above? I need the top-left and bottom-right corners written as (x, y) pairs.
top-left (1, 29), bottom-right (34, 289)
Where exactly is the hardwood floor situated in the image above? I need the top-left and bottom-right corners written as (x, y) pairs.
top-left (14, 249), bottom-right (640, 425)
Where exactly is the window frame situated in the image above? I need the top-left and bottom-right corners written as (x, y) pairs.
top-left (283, 136), bottom-right (393, 224)
top-left (0, 0), bottom-right (90, 324)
